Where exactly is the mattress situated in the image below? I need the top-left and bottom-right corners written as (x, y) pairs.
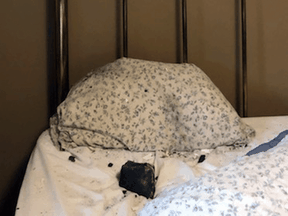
top-left (15, 116), bottom-right (288, 216)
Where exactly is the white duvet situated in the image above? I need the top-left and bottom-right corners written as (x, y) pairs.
top-left (16, 116), bottom-right (288, 216)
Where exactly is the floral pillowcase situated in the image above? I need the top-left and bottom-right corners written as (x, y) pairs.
top-left (50, 58), bottom-right (255, 152)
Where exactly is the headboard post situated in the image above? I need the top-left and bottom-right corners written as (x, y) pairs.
top-left (55, 0), bottom-right (69, 106)
top-left (181, 0), bottom-right (188, 63)
top-left (123, 0), bottom-right (128, 57)
top-left (241, 0), bottom-right (248, 117)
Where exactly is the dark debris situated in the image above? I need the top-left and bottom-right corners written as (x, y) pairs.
top-left (198, 155), bottom-right (206, 163)
top-left (68, 156), bottom-right (76, 162)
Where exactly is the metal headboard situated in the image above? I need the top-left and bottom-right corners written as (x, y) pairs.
top-left (241, 0), bottom-right (248, 117)
top-left (55, 0), bottom-right (69, 107)
top-left (54, 0), bottom-right (247, 117)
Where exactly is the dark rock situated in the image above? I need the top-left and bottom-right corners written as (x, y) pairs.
top-left (68, 156), bottom-right (76, 162)
top-left (119, 160), bottom-right (155, 199)
top-left (198, 155), bottom-right (206, 163)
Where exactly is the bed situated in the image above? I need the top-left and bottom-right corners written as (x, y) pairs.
top-left (15, 1), bottom-right (288, 215)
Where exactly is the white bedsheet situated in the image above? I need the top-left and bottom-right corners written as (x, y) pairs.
top-left (15, 116), bottom-right (288, 216)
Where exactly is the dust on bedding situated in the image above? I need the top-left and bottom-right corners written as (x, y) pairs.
top-left (61, 139), bottom-right (253, 215)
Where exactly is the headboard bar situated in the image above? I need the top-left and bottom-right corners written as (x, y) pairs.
top-left (182, 0), bottom-right (188, 63)
top-left (241, 0), bottom-right (248, 117)
top-left (122, 0), bottom-right (128, 57)
top-left (55, 0), bottom-right (69, 106)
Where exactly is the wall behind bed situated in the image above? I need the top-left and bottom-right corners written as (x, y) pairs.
top-left (69, 0), bottom-right (288, 117)
top-left (0, 0), bottom-right (48, 215)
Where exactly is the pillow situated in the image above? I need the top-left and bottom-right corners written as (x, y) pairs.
top-left (50, 57), bottom-right (255, 152)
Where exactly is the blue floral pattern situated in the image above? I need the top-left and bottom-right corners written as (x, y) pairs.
top-left (139, 136), bottom-right (288, 215)
top-left (50, 58), bottom-right (255, 152)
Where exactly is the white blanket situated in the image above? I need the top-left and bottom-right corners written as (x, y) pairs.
top-left (16, 116), bottom-right (288, 215)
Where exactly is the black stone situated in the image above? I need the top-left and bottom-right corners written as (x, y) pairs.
top-left (68, 156), bottom-right (76, 162)
top-left (119, 160), bottom-right (155, 199)
top-left (198, 155), bottom-right (206, 163)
